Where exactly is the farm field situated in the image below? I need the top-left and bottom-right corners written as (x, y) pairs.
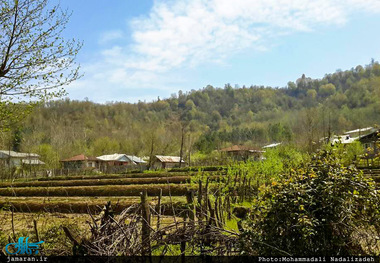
top-left (0, 210), bottom-right (187, 255)
top-left (0, 168), bottom-right (226, 255)
top-left (0, 169), bottom-right (219, 213)
top-left (0, 163), bottom-right (379, 256)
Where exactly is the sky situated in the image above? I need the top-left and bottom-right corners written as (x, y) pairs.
top-left (59, 0), bottom-right (380, 103)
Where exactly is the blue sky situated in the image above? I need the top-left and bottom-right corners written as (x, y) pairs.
top-left (60, 0), bottom-right (380, 103)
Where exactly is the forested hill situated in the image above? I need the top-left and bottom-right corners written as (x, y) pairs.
top-left (3, 61), bottom-right (380, 165)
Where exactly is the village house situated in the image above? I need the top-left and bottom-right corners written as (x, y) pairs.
top-left (220, 145), bottom-right (264, 161)
top-left (153, 155), bottom-right (185, 169)
top-left (327, 127), bottom-right (379, 149)
top-left (320, 127), bottom-right (379, 166)
top-left (0, 150), bottom-right (45, 167)
top-left (125, 155), bottom-right (147, 165)
top-left (60, 154), bottom-right (102, 170)
top-left (358, 128), bottom-right (379, 158)
top-left (97, 153), bottom-right (132, 167)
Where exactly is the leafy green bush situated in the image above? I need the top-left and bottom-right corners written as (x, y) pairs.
top-left (240, 150), bottom-right (380, 256)
top-left (323, 141), bottom-right (364, 166)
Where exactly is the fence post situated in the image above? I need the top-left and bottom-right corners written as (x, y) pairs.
top-left (140, 190), bottom-right (151, 256)
top-left (186, 190), bottom-right (195, 226)
top-left (197, 180), bottom-right (203, 224)
top-left (204, 177), bottom-right (209, 222)
top-left (156, 188), bottom-right (162, 230)
top-left (33, 219), bottom-right (40, 242)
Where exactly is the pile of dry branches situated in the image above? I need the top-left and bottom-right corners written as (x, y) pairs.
top-left (64, 199), bottom-right (240, 256)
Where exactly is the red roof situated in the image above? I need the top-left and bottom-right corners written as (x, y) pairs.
top-left (220, 145), bottom-right (262, 152)
top-left (61, 154), bottom-right (99, 162)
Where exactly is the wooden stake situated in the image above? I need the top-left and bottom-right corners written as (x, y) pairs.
top-left (33, 219), bottom-right (39, 242)
top-left (197, 180), bottom-right (203, 223)
top-left (204, 177), bottom-right (209, 221)
top-left (156, 188), bottom-right (162, 230)
top-left (186, 190), bottom-right (195, 226)
top-left (11, 206), bottom-right (16, 241)
top-left (140, 190), bottom-right (151, 256)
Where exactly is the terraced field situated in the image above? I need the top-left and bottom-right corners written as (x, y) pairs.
top-left (0, 169), bottom-right (223, 214)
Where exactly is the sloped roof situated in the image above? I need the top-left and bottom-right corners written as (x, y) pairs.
top-left (125, 155), bottom-right (147, 164)
top-left (263, 142), bottom-right (282, 149)
top-left (155, 155), bottom-right (184, 163)
top-left (358, 129), bottom-right (380, 141)
top-left (220, 145), bottom-right (262, 152)
top-left (61, 154), bottom-right (99, 162)
top-left (0, 150), bottom-right (39, 158)
top-left (345, 127), bottom-right (375, 135)
top-left (97, 153), bottom-right (130, 162)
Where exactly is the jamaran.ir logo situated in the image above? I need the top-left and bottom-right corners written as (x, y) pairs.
top-left (5, 237), bottom-right (44, 255)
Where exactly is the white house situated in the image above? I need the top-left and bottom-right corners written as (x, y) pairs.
top-left (0, 150), bottom-right (45, 167)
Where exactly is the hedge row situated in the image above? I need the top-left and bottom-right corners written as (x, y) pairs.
top-left (0, 184), bottom-right (194, 197)
top-left (0, 176), bottom-right (192, 188)
top-left (33, 172), bottom-right (200, 182)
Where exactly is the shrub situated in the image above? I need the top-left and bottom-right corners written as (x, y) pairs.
top-left (240, 150), bottom-right (380, 256)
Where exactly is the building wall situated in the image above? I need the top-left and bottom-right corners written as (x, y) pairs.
top-left (153, 161), bottom-right (180, 169)
top-left (0, 157), bottom-right (30, 167)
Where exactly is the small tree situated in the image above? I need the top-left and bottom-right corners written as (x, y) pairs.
top-left (0, 0), bottom-right (82, 128)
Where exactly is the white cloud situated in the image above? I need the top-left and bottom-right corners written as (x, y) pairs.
top-left (67, 0), bottom-right (380, 102)
top-left (99, 30), bottom-right (124, 44)
top-left (125, 0), bottom-right (380, 72)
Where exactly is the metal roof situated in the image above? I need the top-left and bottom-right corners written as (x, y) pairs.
top-left (345, 127), bottom-right (374, 135)
top-left (155, 155), bottom-right (184, 163)
top-left (125, 155), bottom-right (147, 164)
top-left (263, 142), bottom-right (282, 149)
top-left (61, 154), bottom-right (100, 162)
top-left (220, 145), bottom-right (261, 152)
top-left (97, 154), bottom-right (130, 162)
top-left (0, 150), bottom-right (40, 158)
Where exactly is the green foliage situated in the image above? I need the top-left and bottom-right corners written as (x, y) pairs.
top-left (0, 0), bottom-right (81, 101)
top-left (42, 223), bottom-right (80, 255)
top-left (323, 141), bottom-right (364, 166)
top-left (90, 137), bottom-right (120, 156)
top-left (245, 146), bottom-right (307, 186)
top-left (240, 150), bottom-right (380, 256)
top-left (0, 0), bottom-right (81, 130)
top-left (318, 83), bottom-right (336, 97)
top-left (4, 60), bottom-right (380, 157)
top-left (190, 151), bottom-right (224, 166)
top-left (31, 143), bottom-right (60, 169)
top-left (190, 146), bottom-right (306, 205)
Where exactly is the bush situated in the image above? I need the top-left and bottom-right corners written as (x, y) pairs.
top-left (240, 150), bottom-right (380, 256)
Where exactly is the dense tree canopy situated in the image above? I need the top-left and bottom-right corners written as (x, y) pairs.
top-left (1, 61), bottom-right (380, 165)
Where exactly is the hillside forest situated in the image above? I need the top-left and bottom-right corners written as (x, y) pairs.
top-left (1, 60), bottom-right (380, 168)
